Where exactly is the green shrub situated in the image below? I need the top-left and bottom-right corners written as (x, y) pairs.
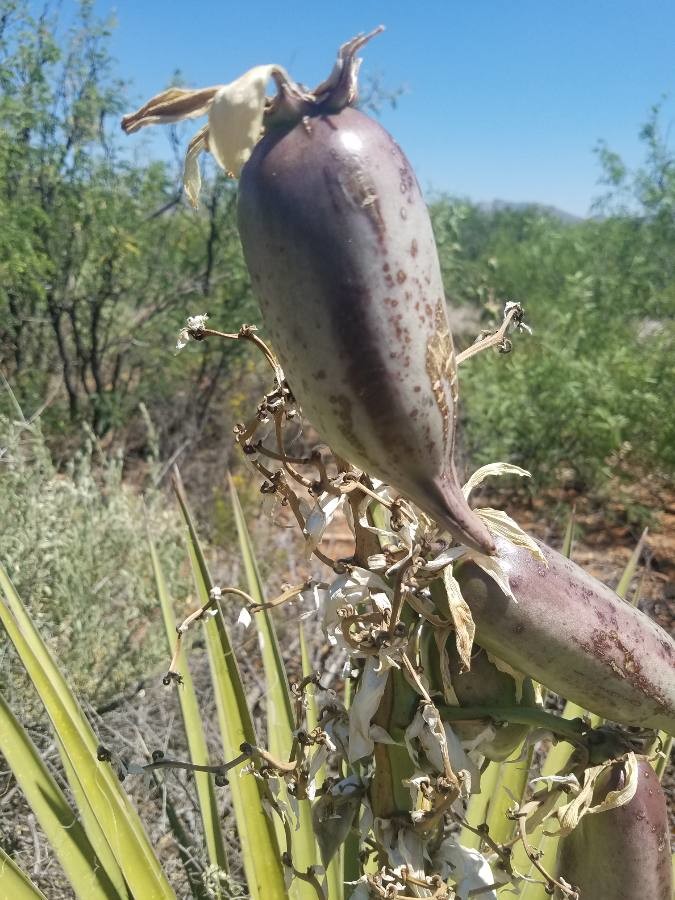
top-left (0, 399), bottom-right (188, 707)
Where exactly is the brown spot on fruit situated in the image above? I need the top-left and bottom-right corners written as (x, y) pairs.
top-left (410, 238), bottom-right (418, 257)
top-left (396, 270), bottom-right (407, 284)
top-left (425, 300), bottom-right (458, 452)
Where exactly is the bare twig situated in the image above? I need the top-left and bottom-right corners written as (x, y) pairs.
top-left (514, 814), bottom-right (579, 899)
top-left (197, 323), bottom-right (285, 383)
top-left (457, 302), bottom-right (529, 365)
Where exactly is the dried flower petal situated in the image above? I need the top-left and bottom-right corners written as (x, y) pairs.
top-left (303, 491), bottom-right (346, 557)
top-left (348, 656), bottom-right (391, 761)
top-left (441, 565), bottom-right (475, 672)
top-left (176, 313), bottom-right (209, 350)
top-left (462, 462), bottom-right (531, 500)
top-left (433, 838), bottom-right (498, 900)
top-left (476, 507), bottom-right (547, 565)
top-left (207, 65), bottom-right (276, 177)
top-left (552, 752), bottom-right (639, 836)
top-left (237, 607), bottom-right (252, 629)
top-left (123, 66), bottom-right (281, 207)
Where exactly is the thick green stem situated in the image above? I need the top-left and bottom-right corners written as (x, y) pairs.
top-left (436, 705), bottom-right (588, 744)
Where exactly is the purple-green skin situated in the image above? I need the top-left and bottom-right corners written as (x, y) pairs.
top-left (557, 759), bottom-right (672, 899)
top-left (237, 104), bottom-right (494, 555)
top-left (454, 537), bottom-right (675, 733)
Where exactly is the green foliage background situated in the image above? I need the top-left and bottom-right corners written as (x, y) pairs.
top-left (431, 116), bottom-right (675, 496)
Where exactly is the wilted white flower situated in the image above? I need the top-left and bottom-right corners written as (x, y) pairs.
top-left (461, 543), bottom-right (517, 602)
top-left (297, 581), bottom-right (328, 619)
top-left (322, 566), bottom-right (391, 645)
top-left (462, 462), bottom-right (531, 501)
top-left (348, 656), bottom-right (393, 762)
top-left (451, 461), bottom-right (547, 595)
top-left (552, 752), bottom-right (639, 837)
top-left (122, 66), bottom-right (288, 206)
top-left (475, 507), bottom-right (547, 565)
top-left (420, 543), bottom-right (466, 575)
top-left (307, 733), bottom-right (336, 787)
top-left (303, 491), bottom-right (346, 557)
top-left (366, 552), bottom-right (388, 571)
top-left (404, 703), bottom-right (479, 797)
top-left (176, 313), bottom-right (209, 350)
top-left (530, 773), bottom-right (581, 791)
top-left (321, 702), bottom-right (350, 759)
top-left (433, 838), bottom-right (498, 899)
top-left (345, 881), bottom-right (371, 900)
top-left (375, 819), bottom-right (426, 887)
top-left (236, 606), bottom-right (252, 629)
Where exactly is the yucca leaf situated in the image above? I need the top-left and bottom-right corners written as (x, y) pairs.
top-left (0, 564), bottom-right (175, 900)
top-left (148, 528), bottom-right (229, 879)
top-left (228, 474), bottom-right (319, 896)
top-left (485, 749), bottom-right (533, 846)
top-left (227, 472), bottom-right (294, 755)
top-left (616, 527), bottom-right (648, 600)
top-left (57, 748), bottom-right (129, 898)
top-left (171, 470), bottom-right (287, 899)
top-left (341, 672), bottom-right (362, 887)
top-left (460, 757), bottom-right (501, 850)
top-left (0, 845), bottom-right (48, 900)
top-left (0, 692), bottom-right (121, 900)
top-left (301, 623), bottom-right (343, 900)
top-left (561, 504), bottom-right (576, 559)
top-left (462, 742), bottom-right (534, 854)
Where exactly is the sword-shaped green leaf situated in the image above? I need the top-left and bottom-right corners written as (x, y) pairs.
top-left (148, 528), bottom-right (229, 882)
top-left (561, 504), bottom-right (576, 560)
top-left (616, 527), bottom-right (647, 601)
top-left (301, 623), bottom-right (343, 900)
top-left (0, 564), bottom-right (175, 900)
top-left (0, 692), bottom-right (121, 900)
top-left (228, 474), bottom-right (319, 898)
top-left (171, 469), bottom-right (287, 900)
top-left (0, 845), bottom-right (48, 900)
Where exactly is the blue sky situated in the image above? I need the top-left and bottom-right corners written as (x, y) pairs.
top-left (92, 0), bottom-right (674, 216)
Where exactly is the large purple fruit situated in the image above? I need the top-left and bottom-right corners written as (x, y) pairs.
top-left (120, 33), bottom-right (494, 554)
top-left (454, 537), bottom-right (675, 732)
top-left (557, 758), bottom-right (672, 899)
top-left (238, 103), bottom-right (494, 555)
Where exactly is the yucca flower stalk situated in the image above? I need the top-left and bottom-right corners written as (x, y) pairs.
top-left (111, 29), bottom-right (673, 899)
top-left (143, 313), bottom-right (669, 900)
